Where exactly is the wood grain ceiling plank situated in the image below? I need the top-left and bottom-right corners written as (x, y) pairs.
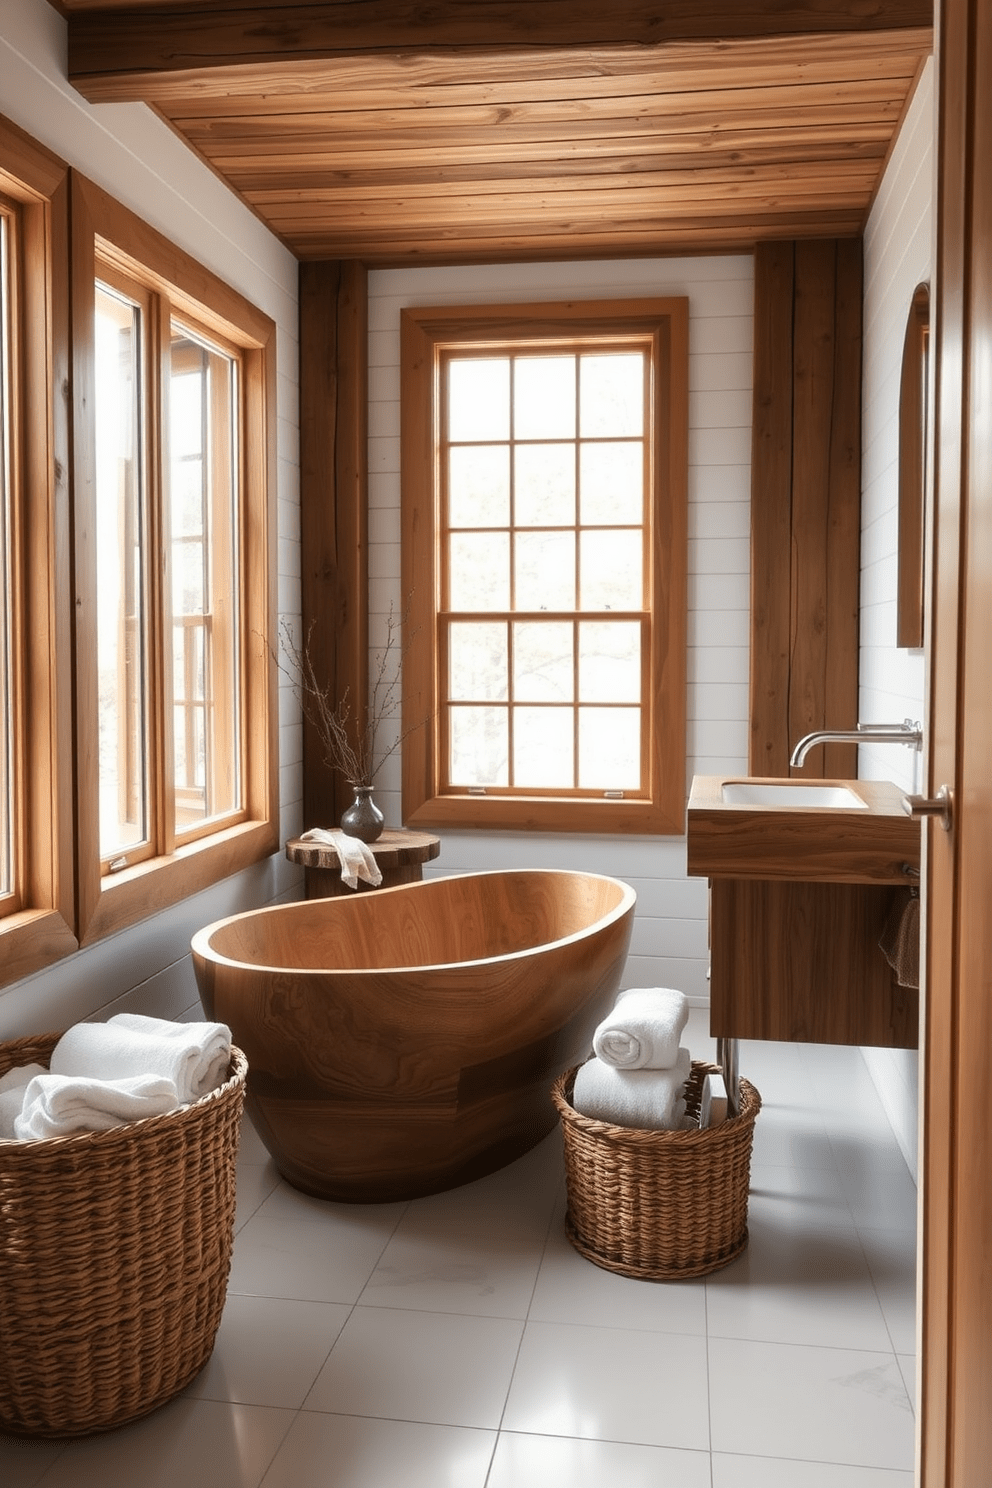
top-left (67, 3), bottom-right (934, 101)
top-left (168, 90), bottom-right (916, 154)
top-left (119, 34), bottom-right (931, 111)
top-left (257, 191), bottom-right (878, 239)
top-left (284, 209), bottom-right (868, 258)
top-left (216, 139), bottom-right (890, 193)
top-left (245, 161), bottom-right (881, 210)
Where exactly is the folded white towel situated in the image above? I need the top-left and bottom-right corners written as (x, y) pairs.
top-left (13, 1071), bottom-right (180, 1141)
top-left (572, 1047), bottom-right (692, 1131)
top-left (50, 1015), bottom-right (232, 1104)
top-left (299, 826), bottom-right (383, 890)
top-left (0, 1063), bottom-right (47, 1141)
top-left (592, 987), bottom-right (689, 1069)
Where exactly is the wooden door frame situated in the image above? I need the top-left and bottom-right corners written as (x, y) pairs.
top-left (920, 0), bottom-right (992, 1482)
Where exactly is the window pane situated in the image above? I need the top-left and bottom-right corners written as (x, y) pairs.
top-left (0, 216), bottom-right (12, 896)
top-left (514, 356), bottom-right (575, 439)
top-left (448, 445), bottom-right (509, 527)
top-left (449, 621), bottom-right (508, 701)
top-left (448, 358), bottom-right (509, 442)
top-left (579, 529), bottom-right (643, 610)
top-left (578, 707), bottom-right (641, 789)
top-left (515, 530), bottom-right (575, 611)
top-left (95, 283), bottom-right (149, 859)
top-left (449, 532), bottom-right (510, 611)
top-left (580, 441), bottom-right (643, 525)
top-left (513, 707), bottom-right (574, 788)
top-left (449, 706), bottom-right (508, 786)
top-left (513, 621), bottom-right (573, 702)
top-left (169, 326), bottom-right (241, 831)
top-left (579, 352), bottom-right (644, 438)
top-left (514, 443), bottom-right (575, 527)
top-left (579, 622), bottom-right (641, 703)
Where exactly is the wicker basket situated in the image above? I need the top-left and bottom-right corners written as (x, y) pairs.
top-left (0, 1031), bottom-right (247, 1437)
top-left (552, 1060), bottom-right (761, 1280)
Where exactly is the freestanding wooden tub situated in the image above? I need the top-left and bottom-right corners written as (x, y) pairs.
top-left (191, 869), bottom-right (635, 1202)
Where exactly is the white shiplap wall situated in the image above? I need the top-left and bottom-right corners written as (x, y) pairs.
top-left (0, 0), bottom-right (303, 1037)
top-left (858, 57), bottom-right (935, 1179)
top-left (367, 255), bottom-right (754, 1002)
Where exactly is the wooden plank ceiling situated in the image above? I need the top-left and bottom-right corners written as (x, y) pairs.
top-left (57, 2), bottom-right (933, 264)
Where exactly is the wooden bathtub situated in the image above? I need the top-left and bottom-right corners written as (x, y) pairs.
top-left (191, 869), bottom-right (635, 1202)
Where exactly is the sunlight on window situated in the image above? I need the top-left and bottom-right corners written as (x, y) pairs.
top-left (94, 283), bottom-right (148, 860)
top-left (169, 325), bottom-right (242, 832)
top-left (443, 349), bottom-right (646, 794)
top-left (0, 215), bottom-right (12, 897)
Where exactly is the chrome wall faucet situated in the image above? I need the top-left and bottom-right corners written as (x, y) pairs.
top-left (789, 719), bottom-right (923, 768)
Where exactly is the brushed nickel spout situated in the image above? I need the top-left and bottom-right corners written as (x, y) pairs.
top-left (789, 719), bottom-right (923, 768)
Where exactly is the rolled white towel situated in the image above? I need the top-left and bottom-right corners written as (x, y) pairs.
top-left (50, 1015), bottom-right (232, 1104)
top-left (299, 826), bottom-right (383, 890)
top-left (592, 987), bottom-right (689, 1069)
top-left (0, 1063), bottom-right (47, 1141)
top-left (13, 1071), bottom-right (180, 1141)
top-left (571, 1047), bottom-right (692, 1131)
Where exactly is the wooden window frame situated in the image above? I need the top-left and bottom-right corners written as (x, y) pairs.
top-left (401, 298), bottom-right (688, 836)
top-left (0, 116), bottom-right (76, 990)
top-left (71, 174), bottom-right (278, 946)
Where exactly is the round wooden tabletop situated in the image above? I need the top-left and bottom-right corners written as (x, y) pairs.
top-left (285, 828), bottom-right (441, 872)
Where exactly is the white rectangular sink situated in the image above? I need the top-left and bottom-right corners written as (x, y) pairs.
top-left (720, 782), bottom-right (868, 809)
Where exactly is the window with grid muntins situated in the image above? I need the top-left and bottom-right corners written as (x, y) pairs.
top-left (402, 299), bottom-right (687, 836)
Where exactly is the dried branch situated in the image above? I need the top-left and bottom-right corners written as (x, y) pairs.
top-left (271, 605), bottom-right (425, 788)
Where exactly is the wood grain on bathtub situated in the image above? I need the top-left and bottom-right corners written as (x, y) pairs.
top-left (193, 870), bottom-right (635, 1201)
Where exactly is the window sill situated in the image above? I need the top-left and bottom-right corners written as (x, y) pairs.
top-left (0, 908), bottom-right (78, 992)
top-left (79, 817), bottom-right (279, 946)
top-left (404, 792), bottom-right (686, 836)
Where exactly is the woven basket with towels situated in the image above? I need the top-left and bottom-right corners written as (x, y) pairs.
top-left (0, 1030), bottom-right (247, 1436)
top-left (552, 1060), bottom-right (761, 1280)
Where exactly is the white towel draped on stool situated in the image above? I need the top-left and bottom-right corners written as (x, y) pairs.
top-left (572, 1047), bottom-right (692, 1131)
top-left (50, 1013), bottom-right (232, 1104)
top-left (14, 1071), bottom-right (180, 1142)
top-left (299, 826), bottom-right (383, 890)
top-left (592, 987), bottom-right (689, 1070)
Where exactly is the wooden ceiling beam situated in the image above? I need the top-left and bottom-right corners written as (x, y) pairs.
top-left (67, 1), bottom-right (934, 102)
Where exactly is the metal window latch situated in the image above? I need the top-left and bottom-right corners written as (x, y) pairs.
top-left (902, 783), bottom-right (954, 831)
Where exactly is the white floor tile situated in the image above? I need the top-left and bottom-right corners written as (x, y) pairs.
top-left (228, 1208), bottom-right (399, 1304)
top-left (0, 1433), bottom-right (65, 1488)
top-left (859, 1226), bottom-right (919, 1355)
top-left (529, 1216), bottom-right (707, 1335)
top-left (183, 1295), bottom-right (350, 1407)
top-left (712, 1453), bottom-right (916, 1487)
top-left (501, 1320), bottom-right (711, 1451)
top-left (747, 1159), bottom-right (859, 1232)
top-left (34, 1398), bottom-right (295, 1488)
top-left (706, 1218), bottom-right (893, 1350)
top-left (898, 1354), bottom-right (917, 1413)
top-left (304, 1307), bottom-right (523, 1428)
top-left (358, 1230), bottom-right (543, 1318)
top-left (233, 1163), bottom-right (282, 1233)
top-left (486, 1431), bottom-right (712, 1487)
top-left (258, 1412), bottom-right (495, 1488)
top-left (392, 1135), bottom-right (562, 1245)
top-left (709, 1337), bottom-right (915, 1471)
top-left (840, 1163), bottom-right (920, 1232)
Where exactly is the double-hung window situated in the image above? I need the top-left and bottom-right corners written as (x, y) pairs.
top-left (401, 299), bottom-right (688, 834)
top-left (73, 176), bottom-right (278, 943)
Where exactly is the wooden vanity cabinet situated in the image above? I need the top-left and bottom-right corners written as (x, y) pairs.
top-left (687, 775), bottom-right (921, 1049)
top-left (708, 877), bottom-right (918, 1047)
